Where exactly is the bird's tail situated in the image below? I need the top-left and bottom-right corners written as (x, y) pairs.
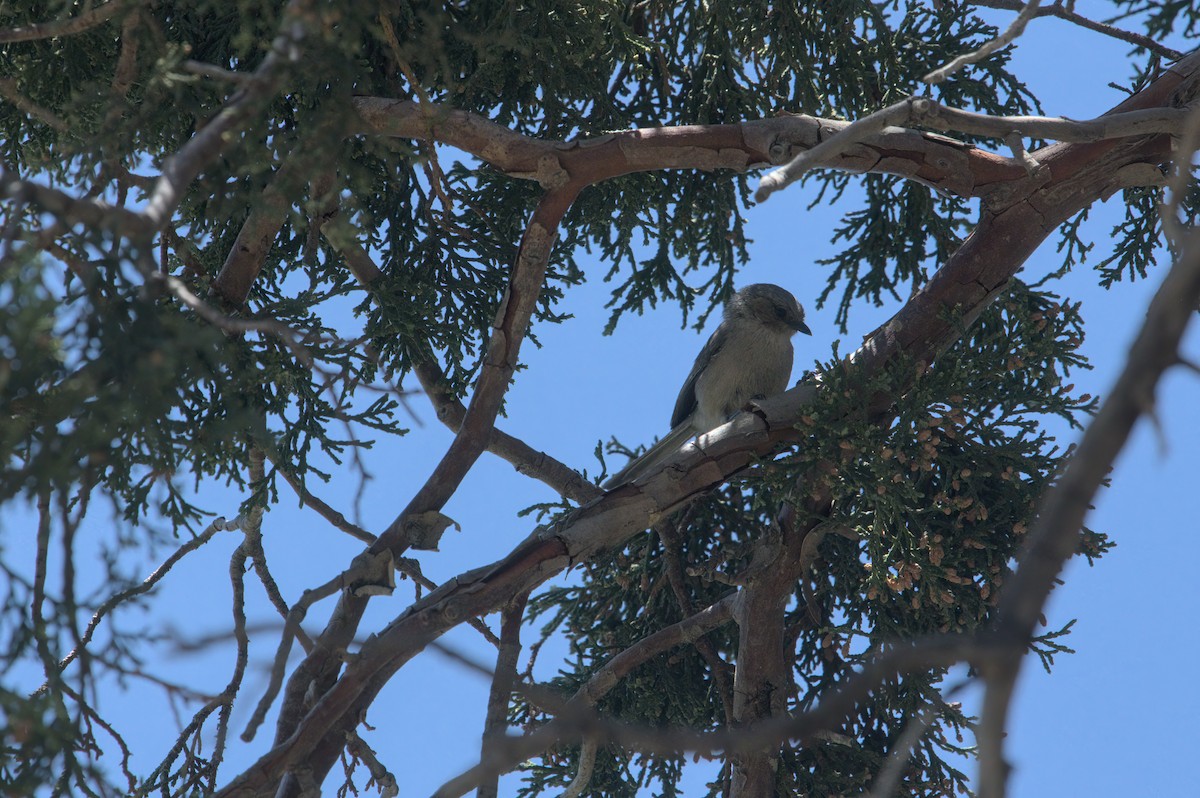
top-left (603, 424), bottom-right (696, 488)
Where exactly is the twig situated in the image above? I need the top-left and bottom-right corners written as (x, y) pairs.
top-left (344, 731), bottom-right (399, 798)
top-left (242, 569), bottom-right (349, 742)
top-left (559, 737), bottom-right (598, 798)
top-left (378, 12), bottom-right (454, 213)
top-left (1003, 132), bottom-right (1044, 177)
top-left (31, 492), bottom-right (59, 683)
top-left (181, 60), bottom-right (253, 84)
top-left (925, 0), bottom-right (1043, 84)
top-left (42, 516), bottom-right (233, 687)
top-left (267, 451), bottom-right (377, 545)
top-left (433, 594), bottom-right (737, 798)
top-left (971, 0), bottom-right (1183, 61)
top-left (0, 0), bottom-right (140, 43)
top-left (0, 76), bottom-right (67, 130)
top-left (654, 516), bottom-right (735, 723)
top-left (210, 538), bottom-right (253, 788)
top-left (413, 359), bottom-right (604, 505)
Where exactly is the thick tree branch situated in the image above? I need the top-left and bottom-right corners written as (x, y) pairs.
top-left (756, 96), bottom-right (1188, 202)
top-left (215, 51), bottom-right (1200, 794)
top-left (353, 95), bottom-right (1023, 200)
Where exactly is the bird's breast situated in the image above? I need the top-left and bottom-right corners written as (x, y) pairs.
top-left (692, 325), bottom-right (794, 432)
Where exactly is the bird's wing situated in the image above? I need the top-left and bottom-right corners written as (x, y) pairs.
top-left (670, 321), bottom-right (729, 429)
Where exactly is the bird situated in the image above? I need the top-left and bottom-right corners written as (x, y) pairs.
top-left (605, 283), bottom-right (810, 487)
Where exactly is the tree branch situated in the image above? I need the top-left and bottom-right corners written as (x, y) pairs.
top-left (477, 593), bottom-right (529, 798)
top-left (756, 95), bottom-right (1187, 203)
top-left (977, 199), bottom-right (1200, 798)
top-left (432, 593), bottom-right (737, 798)
top-left (971, 0), bottom-right (1183, 61)
top-left (220, 48), bottom-right (1200, 796)
top-left (413, 360), bottom-right (604, 505)
top-left (0, 0), bottom-right (141, 43)
top-left (140, 0), bottom-right (313, 233)
top-left (925, 0), bottom-right (1043, 84)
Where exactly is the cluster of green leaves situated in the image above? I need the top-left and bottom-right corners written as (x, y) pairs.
top-left (523, 281), bottom-right (1104, 797)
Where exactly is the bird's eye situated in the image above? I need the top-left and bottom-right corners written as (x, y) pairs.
top-left (774, 306), bottom-right (787, 319)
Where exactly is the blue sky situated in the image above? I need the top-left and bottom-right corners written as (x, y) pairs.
top-left (7, 8), bottom-right (1200, 798)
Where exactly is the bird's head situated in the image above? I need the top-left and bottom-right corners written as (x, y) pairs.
top-left (728, 283), bottom-right (811, 336)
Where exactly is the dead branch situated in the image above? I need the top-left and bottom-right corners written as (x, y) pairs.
top-left (42, 516), bottom-right (234, 687)
top-left (925, 0), bottom-right (1043, 84)
top-left (971, 0), bottom-right (1183, 61)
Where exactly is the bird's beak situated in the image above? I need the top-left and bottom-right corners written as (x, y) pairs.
top-left (796, 320), bottom-right (812, 335)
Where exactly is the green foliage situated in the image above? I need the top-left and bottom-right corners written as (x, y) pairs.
top-left (528, 282), bottom-right (1104, 796)
top-left (0, 0), bottom-right (1162, 795)
top-left (0, 0), bottom-right (1046, 523)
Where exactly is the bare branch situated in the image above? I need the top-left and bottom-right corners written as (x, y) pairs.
top-left (210, 539), bottom-right (252, 788)
top-left (42, 516), bottom-right (233, 687)
top-left (0, 0), bottom-right (141, 43)
top-left (0, 77), bottom-right (67, 130)
top-left (181, 60), bottom-right (253, 84)
top-left (413, 359), bottom-right (603, 505)
top-left (478, 593), bottom-right (529, 798)
top-left (268, 452), bottom-right (377, 545)
top-left (344, 732), bottom-right (398, 798)
top-left (559, 737), bottom-right (598, 798)
top-left (978, 218), bottom-right (1200, 798)
top-left (1004, 132), bottom-right (1044, 178)
top-left (925, 0), bottom-right (1043, 84)
top-left (971, 0), bottom-right (1183, 61)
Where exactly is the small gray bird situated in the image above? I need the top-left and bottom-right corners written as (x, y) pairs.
top-left (606, 283), bottom-right (810, 487)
